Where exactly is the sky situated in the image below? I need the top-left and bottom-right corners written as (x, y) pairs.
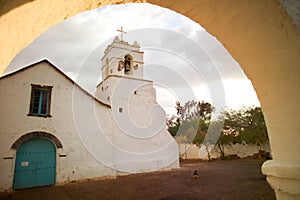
top-left (4, 3), bottom-right (260, 116)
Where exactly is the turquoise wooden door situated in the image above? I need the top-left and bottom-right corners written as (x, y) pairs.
top-left (13, 138), bottom-right (56, 189)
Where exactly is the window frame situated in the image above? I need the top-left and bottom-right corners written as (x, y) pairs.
top-left (28, 84), bottom-right (53, 117)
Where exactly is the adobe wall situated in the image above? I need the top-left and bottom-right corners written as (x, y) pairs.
top-left (0, 62), bottom-right (115, 190)
top-left (178, 143), bottom-right (271, 160)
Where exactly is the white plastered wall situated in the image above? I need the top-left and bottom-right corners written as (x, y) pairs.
top-left (102, 76), bottom-right (179, 173)
top-left (0, 62), bottom-right (115, 191)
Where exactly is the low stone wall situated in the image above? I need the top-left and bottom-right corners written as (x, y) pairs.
top-left (178, 142), bottom-right (271, 160)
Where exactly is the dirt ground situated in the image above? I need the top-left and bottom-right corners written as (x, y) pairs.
top-left (2, 159), bottom-right (275, 200)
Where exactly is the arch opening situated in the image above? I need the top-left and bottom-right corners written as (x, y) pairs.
top-left (6, 2), bottom-right (267, 161)
top-left (11, 131), bottom-right (63, 150)
top-left (1, 1), bottom-right (300, 199)
top-left (124, 54), bottom-right (132, 74)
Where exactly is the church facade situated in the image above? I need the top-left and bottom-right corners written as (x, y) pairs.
top-left (0, 37), bottom-right (179, 191)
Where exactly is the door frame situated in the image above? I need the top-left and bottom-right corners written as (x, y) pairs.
top-left (11, 132), bottom-right (63, 189)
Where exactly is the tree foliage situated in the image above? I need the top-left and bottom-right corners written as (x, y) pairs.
top-left (176, 100), bottom-right (214, 122)
top-left (167, 100), bottom-right (268, 146)
top-left (220, 107), bottom-right (268, 145)
top-left (167, 100), bottom-right (213, 143)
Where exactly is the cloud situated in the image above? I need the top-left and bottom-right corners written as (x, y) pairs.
top-left (222, 79), bottom-right (260, 109)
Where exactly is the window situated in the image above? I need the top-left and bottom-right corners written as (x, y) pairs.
top-left (29, 85), bottom-right (52, 117)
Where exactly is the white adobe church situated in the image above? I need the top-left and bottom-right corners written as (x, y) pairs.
top-left (0, 33), bottom-right (179, 190)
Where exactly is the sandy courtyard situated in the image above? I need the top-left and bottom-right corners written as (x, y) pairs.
top-left (1, 159), bottom-right (275, 200)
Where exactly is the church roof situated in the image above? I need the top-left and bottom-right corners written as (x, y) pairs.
top-left (0, 59), bottom-right (111, 108)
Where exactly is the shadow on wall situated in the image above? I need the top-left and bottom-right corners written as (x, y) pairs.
top-left (0, 0), bottom-right (34, 16)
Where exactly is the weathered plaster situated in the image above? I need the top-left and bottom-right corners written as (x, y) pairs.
top-left (178, 142), bottom-right (271, 160)
top-left (95, 37), bottom-right (179, 173)
top-left (0, 61), bottom-right (116, 190)
top-left (0, 49), bottom-right (179, 190)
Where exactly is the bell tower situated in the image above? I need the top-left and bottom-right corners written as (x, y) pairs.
top-left (100, 35), bottom-right (144, 80)
top-left (94, 28), bottom-right (180, 172)
top-left (95, 29), bottom-right (146, 105)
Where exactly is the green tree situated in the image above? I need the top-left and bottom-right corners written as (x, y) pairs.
top-left (167, 100), bottom-right (213, 143)
top-left (176, 100), bottom-right (214, 122)
top-left (168, 102), bottom-right (269, 158)
top-left (220, 107), bottom-right (268, 145)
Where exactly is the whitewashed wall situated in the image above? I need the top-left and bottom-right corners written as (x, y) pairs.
top-left (0, 62), bottom-right (115, 191)
top-left (96, 76), bottom-right (179, 173)
top-left (178, 142), bottom-right (271, 160)
top-left (0, 61), bottom-right (179, 191)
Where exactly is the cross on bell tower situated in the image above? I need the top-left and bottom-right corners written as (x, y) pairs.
top-left (117, 26), bottom-right (127, 41)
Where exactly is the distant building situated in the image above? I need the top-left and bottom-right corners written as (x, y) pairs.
top-left (0, 36), bottom-right (179, 191)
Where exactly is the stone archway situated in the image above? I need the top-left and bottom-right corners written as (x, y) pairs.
top-left (0, 1), bottom-right (299, 199)
top-left (11, 131), bottom-right (63, 150)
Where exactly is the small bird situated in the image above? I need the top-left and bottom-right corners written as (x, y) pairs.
top-left (192, 170), bottom-right (199, 178)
